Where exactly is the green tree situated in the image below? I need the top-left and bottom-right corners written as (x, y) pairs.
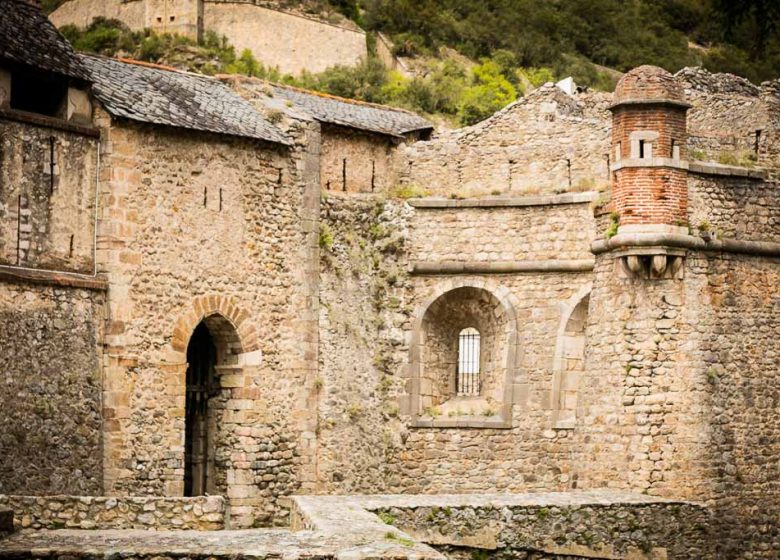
top-left (457, 60), bottom-right (517, 126)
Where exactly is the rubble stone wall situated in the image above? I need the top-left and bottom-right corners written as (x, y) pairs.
top-left (0, 282), bottom-right (104, 496)
top-left (693, 253), bottom-right (780, 558)
top-left (375, 496), bottom-right (713, 559)
top-left (0, 118), bottom-right (99, 274)
top-left (315, 194), bottom-right (597, 495)
top-left (400, 87), bottom-right (612, 198)
top-left (96, 114), bottom-right (320, 527)
top-left (688, 174), bottom-right (780, 243)
top-left (678, 67), bottom-right (780, 179)
top-left (0, 494), bottom-right (225, 530)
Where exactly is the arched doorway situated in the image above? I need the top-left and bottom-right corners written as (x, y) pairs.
top-left (184, 322), bottom-right (218, 497)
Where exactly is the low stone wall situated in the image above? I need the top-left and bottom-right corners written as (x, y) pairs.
top-left (0, 495), bottom-right (226, 530)
top-left (360, 492), bottom-right (713, 560)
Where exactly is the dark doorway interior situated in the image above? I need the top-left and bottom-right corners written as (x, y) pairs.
top-left (184, 322), bottom-right (217, 496)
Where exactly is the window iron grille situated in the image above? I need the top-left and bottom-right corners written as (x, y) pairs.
top-left (457, 327), bottom-right (480, 396)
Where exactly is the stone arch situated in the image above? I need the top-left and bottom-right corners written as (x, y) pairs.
top-left (407, 278), bottom-right (521, 428)
top-left (171, 294), bottom-right (260, 365)
top-left (550, 286), bottom-right (591, 429)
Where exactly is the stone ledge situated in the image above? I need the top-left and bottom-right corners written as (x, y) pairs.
top-left (0, 265), bottom-right (108, 291)
top-left (407, 191), bottom-right (598, 209)
top-left (608, 97), bottom-right (692, 110)
top-left (688, 161), bottom-right (767, 179)
top-left (592, 233), bottom-right (780, 257)
top-left (610, 158), bottom-right (767, 180)
top-left (411, 259), bottom-right (595, 275)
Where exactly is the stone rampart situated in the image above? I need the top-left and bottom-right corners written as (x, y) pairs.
top-left (50, 0), bottom-right (368, 76)
top-left (0, 495), bottom-right (226, 530)
top-left (204, 2), bottom-right (366, 75)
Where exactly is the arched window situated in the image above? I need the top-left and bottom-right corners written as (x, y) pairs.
top-left (457, 327), bottom-right (481, 396)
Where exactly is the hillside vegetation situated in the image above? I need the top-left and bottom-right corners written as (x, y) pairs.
top-left (51, 0), bottom-right (780, 126)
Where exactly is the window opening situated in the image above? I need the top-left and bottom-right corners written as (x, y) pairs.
top-left (10, 68), bottom-right (67, 117)
top-left (457, 327), bottom-right (480, 396)
top-left (639, 140), bottom-right (646, 159)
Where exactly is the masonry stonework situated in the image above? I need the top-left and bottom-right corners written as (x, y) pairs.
top-left (2, 8), bottom-right (780, 557)
top-left (50, 0), bottom-right (367, 76)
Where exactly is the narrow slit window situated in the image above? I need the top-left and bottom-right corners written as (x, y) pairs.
top-left (457, 327), bottom-right (480, 396)
top-left (639, 139), bottom-right (646, 159)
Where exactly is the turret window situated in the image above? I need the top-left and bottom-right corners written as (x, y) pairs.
top-left (629, 131), bottom-right (658, 160)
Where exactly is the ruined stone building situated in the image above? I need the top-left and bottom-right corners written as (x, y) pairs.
top-left (0, 1), bottom-right (779, 559)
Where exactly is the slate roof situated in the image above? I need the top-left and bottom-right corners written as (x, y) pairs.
top-left (0, 0), bottom-right (88, 79)
top-left (271, 84), bottom-right (432, 138)
top-left (81, 55), bottom-right (290, 145)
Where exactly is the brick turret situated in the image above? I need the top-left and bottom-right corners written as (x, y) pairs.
top-left (610, 65), bottom-right (691, 233)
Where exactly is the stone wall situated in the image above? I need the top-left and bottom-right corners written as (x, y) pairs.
top-left (688, 173), bottom-right (780, 243)
top-left (320, 126), bottom-right (397, 194)
top-left (203, 2), bottom-right (366, 75)
top-left (679, 67), bottom-right (780, 179)
top-left (692, 253), bottom-right (780, 558)
top-left (0, 494), bottom-right (225, 530)
top-left (50, 0), bottom-right (146, 31)
top-left (51, 0), bottom-right (367, 75)
top-left (315, 194), bottom-right (411, 493)
top-left (95, 109), bottom-right (320, 527)
top-left (0, 281), bottom-right (105, 496)
top-left (315, 193), bottom-right (598, 495)
top-left (0, 118), bottom-right (99, 274)
top-left (370, 493), bottom-right (713, 559)
top-left (400, 86), bottom-right (612, 197)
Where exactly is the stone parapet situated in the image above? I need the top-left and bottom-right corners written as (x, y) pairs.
top-left (0, 495), bottom-right (226, 531)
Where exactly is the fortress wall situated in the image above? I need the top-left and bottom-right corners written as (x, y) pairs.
top-left (685, 168), bottom-right (780, 557)
top-left (203, 3), bottom-right (366, 75)
top-left (688, 174), bottom-right (780, 243)
top-left (693, 252), bottom-right (780, 558)
top-left (401, 87), bottom-right (612, 197)
top-left (0, 281), bottom-right (105, 496)
top-left (315, 195), bottom-right (597, 495)
top-left (50, 0), bottom-right (146, 31)
top-left (96, 115), bottom-right (320, 527)
top-left (572, 253), bottom-right (715, 501)
top-left (320, 126), bottom-right (397, 193)
top-left (409, 200), bottom-right (596, 263)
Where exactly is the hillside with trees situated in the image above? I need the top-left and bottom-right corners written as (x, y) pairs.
top-left (46, 0), bottom-right (780, 126)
